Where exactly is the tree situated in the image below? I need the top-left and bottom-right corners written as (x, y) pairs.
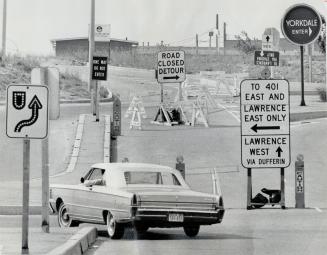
top-left (234, 31), bottom-right (261, 55)
top-left (317, 15), bottom-right (326, 53)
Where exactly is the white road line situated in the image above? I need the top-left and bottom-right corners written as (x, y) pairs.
top-left (215, 101), bottom-right (240, 122)
top-left (315, 207), bottom-right (323, 213)
top-left (291, 120), bottom-right (320, 129)
top-left (0, 245), bottom-right (3, 255)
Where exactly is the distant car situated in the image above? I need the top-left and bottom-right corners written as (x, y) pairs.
top-left (49, 163), bottom-right (225, 239)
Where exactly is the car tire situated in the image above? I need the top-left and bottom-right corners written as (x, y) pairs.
top-left (106, 213), bottom-right (124, 239)
top-left (58, 202), bottom-right (78, 227)
top-left (183, 225), bottom-right (200, 237)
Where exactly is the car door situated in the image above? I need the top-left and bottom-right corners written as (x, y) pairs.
top-left (70, 168), bottom-right (106, 223)
top-left (83, 168), bottom-right (108, 222)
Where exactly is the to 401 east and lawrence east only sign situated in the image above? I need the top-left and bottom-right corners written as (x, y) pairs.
top-left (240, 79), bottom-right (290, 169)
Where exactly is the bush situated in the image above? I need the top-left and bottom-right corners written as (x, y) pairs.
top-left (99, 86), bottom-right (110, 98)
top-left (317, 88), bottom-right (327, 102)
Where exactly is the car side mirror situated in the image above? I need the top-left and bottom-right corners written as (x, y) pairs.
top-left (80, 177), bottom-right (85, 183)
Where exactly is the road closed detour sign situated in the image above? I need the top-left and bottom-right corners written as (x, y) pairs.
top-left (157, 50), bottom-right (185, 83)
top-left (240, 79), bottom-right (290, 168)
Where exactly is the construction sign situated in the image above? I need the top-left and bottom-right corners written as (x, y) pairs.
top-left (240, 79), bottom-right (290, 168)
top-left (157, 51), bottom-right (186, 83)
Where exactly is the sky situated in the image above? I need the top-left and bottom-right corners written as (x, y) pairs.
top-left (0, 0), bottom-right (326, 55)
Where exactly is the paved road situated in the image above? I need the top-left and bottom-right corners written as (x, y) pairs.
top-left (84, 209), bottom-right (327, 255)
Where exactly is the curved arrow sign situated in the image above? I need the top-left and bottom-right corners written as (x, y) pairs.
top-left (14, 95), bottom-right (42, 132)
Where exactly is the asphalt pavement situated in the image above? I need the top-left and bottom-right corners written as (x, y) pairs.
top-left (84, 209), bottom-right (327, 255)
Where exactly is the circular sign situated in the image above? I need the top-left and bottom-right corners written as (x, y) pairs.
top-left (96, 26), bottom-right (103, 33)
top-left (261, 67), bottom-right (271, 79)
top-left (281, 4), bottom-right (322, 46)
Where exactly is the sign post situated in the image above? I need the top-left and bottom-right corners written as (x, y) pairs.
top-left (240, 79), bottom-right (290, 209)
top-left (261, 28), bottom-right (280, 78)
top-left (281, 4), bottom-right (322, 106)
top-left (92, 56), bottom-right (108, 122)
top-left (295, 154), bottom-right (305, 208)
top-left (6, 84), bottom-right (49, 253)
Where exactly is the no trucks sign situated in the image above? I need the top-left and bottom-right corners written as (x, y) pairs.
top-left (240, 79), bottom-right (290, 169)
top-left (157, 51), bottom-right (186, 83)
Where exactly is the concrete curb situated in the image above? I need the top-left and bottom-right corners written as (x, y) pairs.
top-left (50, 114), bottom-right (85, 178)
top-left (0, 206), bottom-right (41, 215)
top-left (46, 227), bottom-right (97, 255)
top-left (60, 98), bottom-right (114, 104)
top-left (290, 111), bottom-right (327, 122)
top-left (66, 114), bottom-right (85, 173)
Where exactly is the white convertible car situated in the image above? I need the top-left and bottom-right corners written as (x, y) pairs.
top-left (49, 163), bottom-right (225, 239)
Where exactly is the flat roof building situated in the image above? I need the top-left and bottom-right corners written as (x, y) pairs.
top-left (51, 37), bottom-right (139, 61)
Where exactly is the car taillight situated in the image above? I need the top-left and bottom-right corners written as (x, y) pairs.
top-left (214, 196), bottom-right (224, 210)
top-left (131, 194), bottom-right (139, 217)
top-left (218, 196), bottom-right (224, 208)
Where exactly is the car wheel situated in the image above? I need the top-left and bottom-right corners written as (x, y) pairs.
top-left (183, 225), bottom-right (200, 237)
top-left (58, 202), bottom-right (77, 227)
top-left (106, 213), bottom-right (124, 239)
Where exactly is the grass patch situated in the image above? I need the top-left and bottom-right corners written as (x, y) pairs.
top-left (59, 72), bottom-right (90, 100)
top-left (317, 88), bottom-right (327, 102)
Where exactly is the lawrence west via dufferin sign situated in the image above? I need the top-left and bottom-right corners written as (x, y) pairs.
top-left (281, 4), bottom-right (322, 45)
top-left (157, 50), bottom-right (186, 83)
top-left (240, 79), bottom-right (290, 168)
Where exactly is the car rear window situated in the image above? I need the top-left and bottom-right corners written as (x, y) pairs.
top-left (124, 171), bottom-right (180, 186)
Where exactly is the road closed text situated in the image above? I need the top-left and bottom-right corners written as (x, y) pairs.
top-left (157, 51), bottom-right (186, 83)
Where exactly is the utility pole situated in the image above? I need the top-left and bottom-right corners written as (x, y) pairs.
top-left (209, 32), bottom-right (213, 48)
top-left (216, 14), bottom-right (219, 53)
top-left (308, 44), bottom-right (312, 83)
top-left (1, 0), bottom-right (7, 59)
top-left (196, 34), bottom-right (199, 55)
top-left (88, 0), bottom-right (95, 114)
top-left (223, 22), bottom-right (227, 55)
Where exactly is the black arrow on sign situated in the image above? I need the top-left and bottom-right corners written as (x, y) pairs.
top-left (14, 95), bottom-right (42, 132)
top-left (163, 75), bottom-right (179, 80)
top-left (266, 35), bottom-right (270, 42)
top-left (251, 124), bottom-right (280, 133)
top-left (276, 146), bottom-right (283, 157)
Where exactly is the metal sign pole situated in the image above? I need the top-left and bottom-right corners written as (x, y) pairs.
top-left (280, 168), bottom-right (286, 209)
top-left (160, 83), bottom-right (163, 103)
top-left (178, 82), bottom-right (182, 101)
top-left (41, 138), bottom-right (49, 233)
top-left (95, 80), bottom-right (99, 122)
top-left (22, 139), bottom-right (30, 254)
top-left (1, 0), bottom-right (7, 59)
top-left (247, 168), bottom-right (252, 210)
top-left (89, 0), bottom-right (95, 113)
top-left (300, 46), bottom-right (306, 106)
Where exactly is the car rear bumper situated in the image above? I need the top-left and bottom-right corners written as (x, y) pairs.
top-left (132, 208), bottom-right (225, 227)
